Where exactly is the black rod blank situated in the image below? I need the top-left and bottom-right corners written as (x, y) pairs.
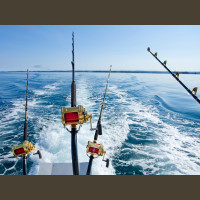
top-left (23, 69), bottom-right (29, 175)
top-left (71, 32), bottom-right (76, 107)
top-left (70, 32), bottom-right (79, 175)
top-left (147, 47), bottom-right (200, 105)
top-left (94, 65), bottom-right (112, 141)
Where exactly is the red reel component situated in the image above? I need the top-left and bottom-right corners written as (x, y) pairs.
top-left (14, 148), bottom-right (25, 155)
top-left (89, 147), bottom-right (99, 154)
top-left (64, 112), bottom-right (79, 123)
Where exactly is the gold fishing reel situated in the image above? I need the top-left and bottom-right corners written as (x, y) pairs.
top-left (61, 105), bottom-right (92, 129)
top-left (12, 141), bottom-right (42, 158)
top-left (86, 141), bottom-right (109, 167)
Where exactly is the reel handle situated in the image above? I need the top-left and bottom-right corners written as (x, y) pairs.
top-left (34, 150), bottom-right (42, 159)
top-left (103, 158), bottom-right (109, 168)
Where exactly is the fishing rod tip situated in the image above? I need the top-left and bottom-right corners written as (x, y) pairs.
top-left (147, 47), bottom-right (150, 52)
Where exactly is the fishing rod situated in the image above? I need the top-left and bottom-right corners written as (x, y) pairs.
top-left (70, 32), bottom-right (79, 175)
top-left (23, 69), bottom-right (29, 174)
top-left (61, 32), bottom-right (93, 175)
top-left (12, 69), bottom-right (42, 175)
top-left (147, 47), bottom-right (200, 105)
top-left (86, 65), bottom-right (112, 175)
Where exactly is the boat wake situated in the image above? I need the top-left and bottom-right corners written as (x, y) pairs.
top-left (1, 72), bottom-right (200, 175)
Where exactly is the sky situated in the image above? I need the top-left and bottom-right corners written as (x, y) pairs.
top-left (0, 25), bottom-right (200, 71)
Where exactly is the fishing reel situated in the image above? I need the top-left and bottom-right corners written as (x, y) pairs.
top-left (61, 105), bottom-right (92, 129)
top-left (86, 141), bottom-right (109, 168)
top-left (12, 141), bottom-right (42, 159)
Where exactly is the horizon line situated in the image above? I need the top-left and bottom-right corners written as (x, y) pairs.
top-left (0, 70), bottom-right (200, 74)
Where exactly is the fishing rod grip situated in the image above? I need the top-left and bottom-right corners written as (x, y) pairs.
top-left (71, 81), bottom-right (76, 107)
top-left (71, 130), bottom-right (79, 175)
top-left (97, 121), bottom-right (102, 136)
top-left (94, 120), bottom-right (102, 141)
top-left (24, 121), bottom-right (28, 141)
top-left (86, 156), bottom-right (94, 175)
top-left (23, 155), bottom-right (27, 175)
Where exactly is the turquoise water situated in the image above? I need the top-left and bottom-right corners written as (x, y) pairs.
top-left (0, 72), bottom-right (200, 175)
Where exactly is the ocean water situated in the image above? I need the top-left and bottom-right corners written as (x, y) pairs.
top-left (0, 71), bottom-right (200, 175)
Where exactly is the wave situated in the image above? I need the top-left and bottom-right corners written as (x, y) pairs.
top-left (33, 82), bottom-right (59, 96)
top-left (108, 84), bottom-right (200, 175)
top-left (1, 73), bottom-right (200, 175)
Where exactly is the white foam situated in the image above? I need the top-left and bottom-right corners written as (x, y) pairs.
top-left (33, 90), bottom-right (50, 96)
top-left (109, 84), bottom-right (200, 175)
top-left (28, 76), bottom-right (200, 175)
top-left (33, 82), bottom-right (59, 96)
top-left (30, 78), bottom-right (122, 175)
top-left (44, 83), bottom-right (58, 90)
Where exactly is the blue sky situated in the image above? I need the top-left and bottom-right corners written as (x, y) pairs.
top-left (0, 25), bottom-right (200, 71)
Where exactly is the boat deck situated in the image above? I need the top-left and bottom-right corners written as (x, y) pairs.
top-left (38, 162), bottom-right (89, 175)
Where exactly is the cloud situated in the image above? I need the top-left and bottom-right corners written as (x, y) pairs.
top-left (31, 65), bottom-right (50, 70)
top-left (32, 65), bottom-right (42, 69)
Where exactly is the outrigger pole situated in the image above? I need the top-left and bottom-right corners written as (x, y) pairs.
top-left (12, 70), bottom-right (41, 175)
top-left (147, 47), bottom-right (200, 105)
top-left (71, 32), bottom-right (79, 175)
top-left (86, 65), bottom-right (112, 175)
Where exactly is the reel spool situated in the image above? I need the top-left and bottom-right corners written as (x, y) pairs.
top-left (86, 141), bottom-right (109, 168)
top-left (12, 141), bottom-right (42, 159)
top-left (61, 105), bottom-right (92, 129)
